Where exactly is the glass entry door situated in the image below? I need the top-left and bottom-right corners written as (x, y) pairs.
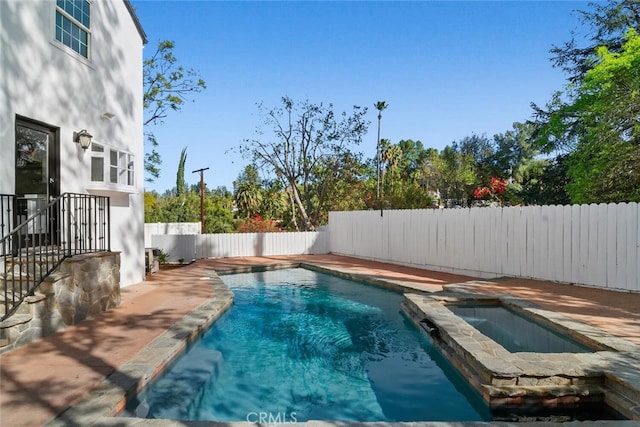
top-left (14, 119), bottom-right (59, 246)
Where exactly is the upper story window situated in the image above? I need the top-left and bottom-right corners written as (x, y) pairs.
top-left (55, 0), bottom-right (91, 58)
top-left (90, 143), bottom-right (135, 189)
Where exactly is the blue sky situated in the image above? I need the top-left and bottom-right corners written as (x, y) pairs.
top-left (132, 0), bottom-right (590, 193)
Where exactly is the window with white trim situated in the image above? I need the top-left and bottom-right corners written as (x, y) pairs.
top-left (91, 143), bottom-right (135, 188)
top-left (55, 0), bottom-right (91, 58)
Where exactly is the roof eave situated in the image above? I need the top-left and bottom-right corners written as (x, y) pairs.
top-left (123, 0), bottom-right (148, 45)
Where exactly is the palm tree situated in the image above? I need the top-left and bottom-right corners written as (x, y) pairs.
top-left (381, 140), bottom-right (402, 199)
top-left (233, 165), bottom-right (264, 218)
top-left (234, 182), bottom-right (262, 218)
top-left (374, 101), bottom-right (388, 199)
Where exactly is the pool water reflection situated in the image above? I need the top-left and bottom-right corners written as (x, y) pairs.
top-left (125, 268), bottom-right (488, 421)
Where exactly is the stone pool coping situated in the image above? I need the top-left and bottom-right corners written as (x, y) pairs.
top-left (45, 272), bottom-right (235, 427)
top-left (401, 291), bottom-right (640, 421)
top-left (45, 262), bottom-right (639, 426)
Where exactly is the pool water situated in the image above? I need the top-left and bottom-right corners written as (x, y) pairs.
top-left (448, 304), bottom-right (594, 353)
top-left (125, 268), bottom-right (489, 422)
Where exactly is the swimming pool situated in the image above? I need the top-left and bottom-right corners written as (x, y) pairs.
top-left (125, 268), bottom-right (489, 422)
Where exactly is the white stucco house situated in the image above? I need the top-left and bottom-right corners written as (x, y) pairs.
top-left (0, 0), bottom-right (147, 288)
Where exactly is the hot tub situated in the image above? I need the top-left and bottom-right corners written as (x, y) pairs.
top-left (402, 292), bottom-right (639, 421)
top-left (447, 301), bottom-right (594, 353)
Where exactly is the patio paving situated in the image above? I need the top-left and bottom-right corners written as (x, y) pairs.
top-left (1, 254), bottom-right (639, 426)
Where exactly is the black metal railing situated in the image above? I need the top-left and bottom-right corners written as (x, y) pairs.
top-left (0, 193), bottom-right (110, 321)
top-left (0, 194), bottom-right (15, 240)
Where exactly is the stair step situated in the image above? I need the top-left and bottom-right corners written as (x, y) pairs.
top-left (6, 245), bottom-right (62, 255)
top-left (1, 271), bottom-right (31, 280)
top-left (0, 313), bottom-right (32, 329)
top-left (24, 292), bottom-right (47, 304)
top-left (2, 265), bottom-right (54, 283)
top-left (6, 257), bottom-right (64, 269)
top-left (0, 290), bottom-right (34, 305)
top-left (1, 279), bottom-right (37, 293)
top-left (1, 245), bottom-right (67, 326)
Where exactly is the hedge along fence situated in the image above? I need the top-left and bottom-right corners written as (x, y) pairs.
top-left (150, 231), bottom-right (330, 264)
top-left (328, 203), bottom-right (639, 292)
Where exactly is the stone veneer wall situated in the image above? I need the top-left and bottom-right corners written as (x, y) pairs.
top-left (0, 252), bottom-right (121, 353)
top-left (55, 252), bottom-right (121, 325)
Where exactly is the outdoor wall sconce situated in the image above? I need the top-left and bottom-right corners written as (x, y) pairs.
top-left (73, 129), bottom-right (93, 150)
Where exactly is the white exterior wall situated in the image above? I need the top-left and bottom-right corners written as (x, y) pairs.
top-left (0, 0), bottom-right (146, 286)
top-left (329, 204), bottom-right (640, 293)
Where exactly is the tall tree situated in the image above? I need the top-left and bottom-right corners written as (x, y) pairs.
top-left (176, 147), bottom-right (187, 197)
top-left (240, 97), bottom-right (368, 230)
top-left (374, 101), bottom-right (388, 199)
top-left (489, 122), bottom-right (538, 186)
top-left (533, 0), bottom-right (640, 153)
top-left (549, 0), bottom-right (640, 84)
top-left (519, 155), bottom-right (571, 206)
top-left (431, 144), bottom-right (477, 207)
top-left (458, 134), bottom-right (495, 184)
top-left (203, 189), bottom-right (236, 233)
top-left (536, 29), bottom-right (640, 202)
top-left (321, 151), bottom-right (370, 213)
top-left (397, 139), bottom-right (429, 183)
top-left (143, 40), bottom-right (206, 182)
top-left (530, 1), bottom-right (640, 204)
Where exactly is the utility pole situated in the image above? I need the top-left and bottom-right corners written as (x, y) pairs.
top-left (192, 167), bottom-right (209, 234)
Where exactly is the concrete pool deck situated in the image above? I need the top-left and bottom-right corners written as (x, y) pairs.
top-left (1, 254), bottom-right (639, 426)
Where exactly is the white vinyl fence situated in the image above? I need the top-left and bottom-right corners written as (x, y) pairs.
top-left (329, 203), bottom-right (639, 292)
top-left (144, 222), bottom-right (200, 247)
top-left (150, 231), bottom-right (330, 263)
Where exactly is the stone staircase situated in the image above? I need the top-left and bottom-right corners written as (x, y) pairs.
top-left (0, 252), bottom-right (71, 352)
top-left (0, 251), bottom-right (121, 354)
